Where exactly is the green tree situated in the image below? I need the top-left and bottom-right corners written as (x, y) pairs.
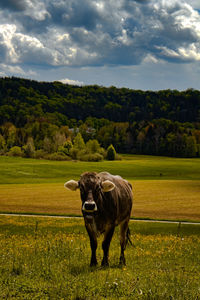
top-left (53, 132), bottom-right (66, 152)
top-left (73, 133), bottom-right (85, 150)
top-left (69, 133), bottom-right (85, 160)
top-left (43, 137), bottom-right (53, 153)
top-left (0, 134), bottom-right (6, 152)
top-left (2, 123), bottom-right (17, 149)
top-left (86, 139), bottom-right (101, 153)
top-left (106, 144), bottom-right (116, 160)
top-left (185, 135), bottom-right (197, 157)
top-left (59, 140), bottom-right (73, 155)
top-left (8, 146), bottom-right (23, 157)
top-left (23, 137), bottom-right (35, 158)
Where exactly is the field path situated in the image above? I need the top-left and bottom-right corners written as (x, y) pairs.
top-left (0, 213), bottom-right (200, 225)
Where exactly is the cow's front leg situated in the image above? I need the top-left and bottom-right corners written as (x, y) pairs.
top-left (101, 225), bottom-right (115, 267)
top-left (85, 224), bottom-right (98, 266)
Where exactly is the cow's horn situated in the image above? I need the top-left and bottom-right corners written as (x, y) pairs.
top-left (101, 180), bottom-right (115, 192)
top-left (64, 180), bottom-right (79, 191)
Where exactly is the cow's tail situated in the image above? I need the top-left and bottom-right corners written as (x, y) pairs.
top-left (126, 227), bottom-right (133, 246)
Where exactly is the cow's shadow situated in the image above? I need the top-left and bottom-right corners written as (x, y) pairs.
top-left (69, 264), bottom-right (96, 276)
top-left (69, 262), bottom-right (123, 275)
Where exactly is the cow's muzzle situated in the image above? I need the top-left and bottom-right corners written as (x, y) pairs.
top-left (82, 201), bottom-right (97, 213)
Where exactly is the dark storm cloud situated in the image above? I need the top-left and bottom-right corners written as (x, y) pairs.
top-left (0, 0), bottom-right (26, 11)
top-left (0, 0), bottom-right (200, 69)
top-left (62, 2), bottom-right (100, 30)
top-left (47, 0), bottom-right (101, 31)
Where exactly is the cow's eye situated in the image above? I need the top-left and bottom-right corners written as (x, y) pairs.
top-left (80, 186), bottom-right (85, 194)
top-left (95, 185), bottom-right (101, 193)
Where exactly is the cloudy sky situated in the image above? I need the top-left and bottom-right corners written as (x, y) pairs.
top-left (0, 0), bottom-right (200, 90)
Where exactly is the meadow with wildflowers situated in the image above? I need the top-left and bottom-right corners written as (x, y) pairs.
top-left (0, 215), bottom-right (200, 299)
top-left (0, 155), bottom-right (200, 298)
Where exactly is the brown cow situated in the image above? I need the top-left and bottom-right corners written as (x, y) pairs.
top-left (64, 172), bottom-right (133, 267)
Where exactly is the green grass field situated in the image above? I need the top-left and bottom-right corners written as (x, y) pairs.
top-left (1, 155), bottom-right (200, 184)
top-left (0, 156), bottom-right (200, 298)
top-left (0, 155), bottom-right (200, 221)
top-left (0, 215), bottom-right (200, 299)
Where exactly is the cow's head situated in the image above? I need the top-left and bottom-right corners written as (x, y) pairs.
top-left (64, 172), bottom-right (115, 220)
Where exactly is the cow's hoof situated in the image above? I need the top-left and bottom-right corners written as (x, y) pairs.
top-left (90, 261), bottom-right (98, 267)
top-left (119, 257), bottom-right (126, 266)
top-left (101, 258), bottom-right (109, 267)
top-left (101, 263), bottom-right (109, 268)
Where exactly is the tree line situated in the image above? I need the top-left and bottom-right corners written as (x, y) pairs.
top-left (0, 77), bottom-right (200, 159)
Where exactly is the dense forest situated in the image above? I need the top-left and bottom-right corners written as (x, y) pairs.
top-left (0, 77), bottom-right (200, 159)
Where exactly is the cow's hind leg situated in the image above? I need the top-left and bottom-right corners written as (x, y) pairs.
top-left (119, 219), bottom-right (129, 265)
top-left (101, 225), bottom-right (115, 267)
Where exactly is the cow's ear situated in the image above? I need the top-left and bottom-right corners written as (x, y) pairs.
top-left (64, 180), bottom-right (79, 191)
top-left (101, 180), bottom-right (115, 192)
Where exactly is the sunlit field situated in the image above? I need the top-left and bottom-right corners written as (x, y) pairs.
top-left (0, 155), bottom-right (200, 221)
top-left (0, 180), bottom-right (200, 221)
top-left (0, 216), bottom-right (200, 299)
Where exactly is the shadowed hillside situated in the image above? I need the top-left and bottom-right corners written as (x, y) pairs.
top-left (0, 77), bottom-right (200, 157)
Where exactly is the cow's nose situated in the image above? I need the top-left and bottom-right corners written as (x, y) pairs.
top-left (82, 201), bottom-right (97, 212)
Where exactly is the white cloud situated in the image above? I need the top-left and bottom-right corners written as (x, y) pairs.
top-left (12, 32), bottom-right (53, 64)
top-left (178, 43), bottom-right (200, 61)
top-left (23, 0), bottom-right (50, 21)
top-left (155, 46), bottom-right (180, 58)
top-left (150, 0), bottom-right (200, 62)
top-left (174, 3), bottom-right (200, 38)
top-left (58, 78), bottom-right (84, 85)
top-left (0, 63), bottom-right (38, 79)
top-left (186, 0), bottom-right (200, 10)
top-left (0, 63), bottom-right (25, 75)
top-left (142, 54), bottom-right (159, 63)
top-left (0, 23), bottom-right (58, 65)
top-left (117, 29), bottom-right (132, 46)
top-left (0, 24), bottom-right (18, 63)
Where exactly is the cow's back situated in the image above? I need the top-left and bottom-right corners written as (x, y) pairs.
top-left (98, 172), bottom-right (133, 224)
